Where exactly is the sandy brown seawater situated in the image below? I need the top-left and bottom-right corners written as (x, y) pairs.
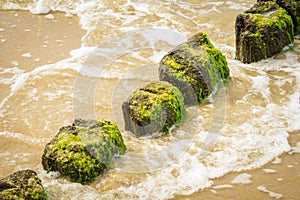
top-left (0, 10), bottom-right (85, 176)
top-left (0, 10), bottom-right (299, 200)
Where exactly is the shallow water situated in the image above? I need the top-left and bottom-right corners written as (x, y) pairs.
top-left (0, 0), bottom-right (300, 199)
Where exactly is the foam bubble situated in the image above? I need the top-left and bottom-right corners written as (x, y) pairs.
top-left (73, 1), bottom-right (97, 13)
top-left (262, 169), bottom-right (276, 173)
top-left (231, 173), bottom-right (252, 184)
top-left (149, 50), bottom-right (170, 63)
top-left (272, 157), bottom-right (282, 164)
top-left (291, 142), bottom-right (300, 154)
top-left (44, 14), bottom-right (55, 20)
top-left (213, 184), bottom-right (234, 189)
top-left (249, 74), bottom-right (271, 101)
top-left (70, 47), bottom-right (99, 61)
top-left (257, 186), bottom-right (283, 199)
top-left (21, 52), bottom-right (32, 58)
top-left (122, 15), bottom-right (140, 26)
top-left (28, 0), bottom-right (51, 14)
top-left (130, 2), bottom-right (150, 13)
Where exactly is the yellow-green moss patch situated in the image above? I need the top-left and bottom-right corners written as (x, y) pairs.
top-left (0, 170), bottom-right (48, 200)
top-left (122, 81), bottom-right (186, 137)
top-left (42, 119), bottom-right (126, 184)
top-left (159, 32), bottom-right (230, 105)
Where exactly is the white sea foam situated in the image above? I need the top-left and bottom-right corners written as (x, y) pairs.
top-left (139, 27), bottom-right (187, 48)
top-left (0, 60), bottom-right (80, 117)
top-left (28, 0), bottom-right (51, 14)
top-left (262, 169), bottom-right (276, 173)
top-left (94, 124), bottom-right (290, 199)
top-left (130, 1), bottom-right (150, 13)
top-left (249, 73), bottom-right (271, 101)
top-left (73, 1), bottom-right (97, 13)
top-left (257, 186), bottom-right (283, 199)
top-left (67, 28), bottom-right (186, 79)
top-left (2, 2), bottom-right (26, 10)
top-left (0, 67), bottom-right (24, 85)
top-left (43, 90), bottom-right (69, 101)
top-left (272, 157), bottom-right (282, 164)
top-left (213, 184), bottom-right (234, 189)
top-left (291, 142), bottom-right (300, 154)
top-left (283, 67), bottom-right (300, 131)
top-left (21, 52), bottom-right (32, 58)
top-left (226, 1), bottom-right (249, 10)
top-left (122, 15), bottom-right (140, 26)
top-left (9, 62), bottom-right (77, 93)
top-left (0, 131), bottom-right (47, 145)
top-left (100, 154), bottom-right (214, 199)
top-left (69, 46), bottom-right (98, 60)
top-left (44, 14), bottom-right (55, 20)
top-left (231, 173), bottom-right (252, 184)
top-left (1, 0), bottom-right (300, 199)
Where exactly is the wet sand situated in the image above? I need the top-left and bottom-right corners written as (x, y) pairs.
top-left (0, 10), bottom-right (299, 200)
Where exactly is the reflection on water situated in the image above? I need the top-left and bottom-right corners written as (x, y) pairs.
top-left (0, 0), bottom-right (299, 199)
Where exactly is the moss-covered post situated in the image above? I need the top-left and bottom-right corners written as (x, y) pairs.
top-left (159, 32), bottom-right (230, 106)
top-left (122, 81), bottom-right (186, 137)
top-left (258, 0), bottom-right (300, 34)
top-left (41, 119), bottom-right (126, 184)
top-left (236, 1), bottom-right (294, 63)
top-left (0, 170), bottom-right (48, 200)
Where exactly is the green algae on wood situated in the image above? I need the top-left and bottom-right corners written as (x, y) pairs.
top-left (0, 169), bottom-right (48, 200)
top-left (236, 1), bottom-right (294, 63)
top-left (278, 0), bottom-right (300, 34)
top-left (41, 119), bottom-right (126, 184)
top-left (122, 81), bottom-right (186, 137)
top-left (159, 32), bottom-right (230, 106)
top-left (258, 0), bottom-right (300, 34)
